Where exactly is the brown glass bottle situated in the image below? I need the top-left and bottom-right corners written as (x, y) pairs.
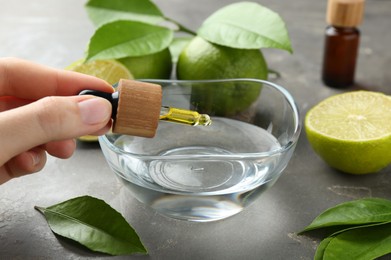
top-left (322, 26), bottom-right (360, 88)
top-left (321, 0), bottom-right (365, 88)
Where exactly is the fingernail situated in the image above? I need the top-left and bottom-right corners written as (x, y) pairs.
top-left (78, 98), bottom-right (111, 125)
top-left (31, 151), bottom-right (41, 166)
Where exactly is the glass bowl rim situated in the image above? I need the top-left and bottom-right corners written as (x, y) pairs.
top-left (99, 78), bottom-right (302, 160)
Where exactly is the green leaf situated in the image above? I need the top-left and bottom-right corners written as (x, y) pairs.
top-left (85, 0), bottom-right (164, 27)
top-left (35, 195), bottom-right (147, 256)
top-left (300, 198), bottom-right (391, 233)
top-left (321, 222), bottom-right (391, 260)
top-left (314, 237), bottom-right (333, 260)
top-left (85, 20), bottom-right (174, 61)
top-left (197, 2), bottom-right (292, 52)
top-left (314, 222), bottom-right (390, 259)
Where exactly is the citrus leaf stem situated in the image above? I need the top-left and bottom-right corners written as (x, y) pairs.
top-left (164, 16), bottom-right (197, 35)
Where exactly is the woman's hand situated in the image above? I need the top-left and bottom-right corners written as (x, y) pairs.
top-left (0, 58), bottom-right (114, 184)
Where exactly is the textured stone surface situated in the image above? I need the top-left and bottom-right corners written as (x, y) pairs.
top-left (0, 0), bottom-right (390, 259)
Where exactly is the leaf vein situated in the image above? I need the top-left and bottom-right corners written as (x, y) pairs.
top-left (43, 208), bottom-right (135, 246)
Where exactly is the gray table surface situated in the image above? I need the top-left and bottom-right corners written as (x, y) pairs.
top-left (1, 0), bottom-right (391, 259)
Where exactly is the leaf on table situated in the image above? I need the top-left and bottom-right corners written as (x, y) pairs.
top-left (85, 0), bottom-right (164, 27)
top-left (318, 222), bottom-right (391, 260)
top-left (314, 236), bottom-right (333, 260)
top-left (197, 2), bottom-right (292, 52)
top-left (314, 222), bottom-right (391, 259)
top-left (85, 20), bottom-right (174, 61)
top-left (35, 195), bottom-right (147, 256)
top-left (299, 198), bottom-right (391, 233)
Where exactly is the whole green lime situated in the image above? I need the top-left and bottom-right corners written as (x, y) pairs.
top-left (118, 48), bottom-right (172, 79)
top-left (176, 36), bottom-right (268, 116)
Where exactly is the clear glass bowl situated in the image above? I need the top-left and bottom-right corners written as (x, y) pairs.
top-left (99, 79), bottom-right (301, 222)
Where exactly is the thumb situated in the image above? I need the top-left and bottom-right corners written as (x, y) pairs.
top-left (0, 96), bottom-right (112, 165)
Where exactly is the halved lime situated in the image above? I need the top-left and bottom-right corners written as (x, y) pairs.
top-left (305, 91), bottom-right (391, 174)
top-left (67, 59), bottom-right (133, 141)
top-left (67, 59), bottom-right (133, 85)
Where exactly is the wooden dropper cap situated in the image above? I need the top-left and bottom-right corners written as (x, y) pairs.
top-left (79, 79), bottom-right (162, 138)
top-left (113, 79), bottom-right (162, 137)
top-left (327, 0), bottom-right (365, 27)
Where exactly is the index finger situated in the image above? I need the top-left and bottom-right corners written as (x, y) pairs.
top-left (0, 57), bottom-right (114, 99)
